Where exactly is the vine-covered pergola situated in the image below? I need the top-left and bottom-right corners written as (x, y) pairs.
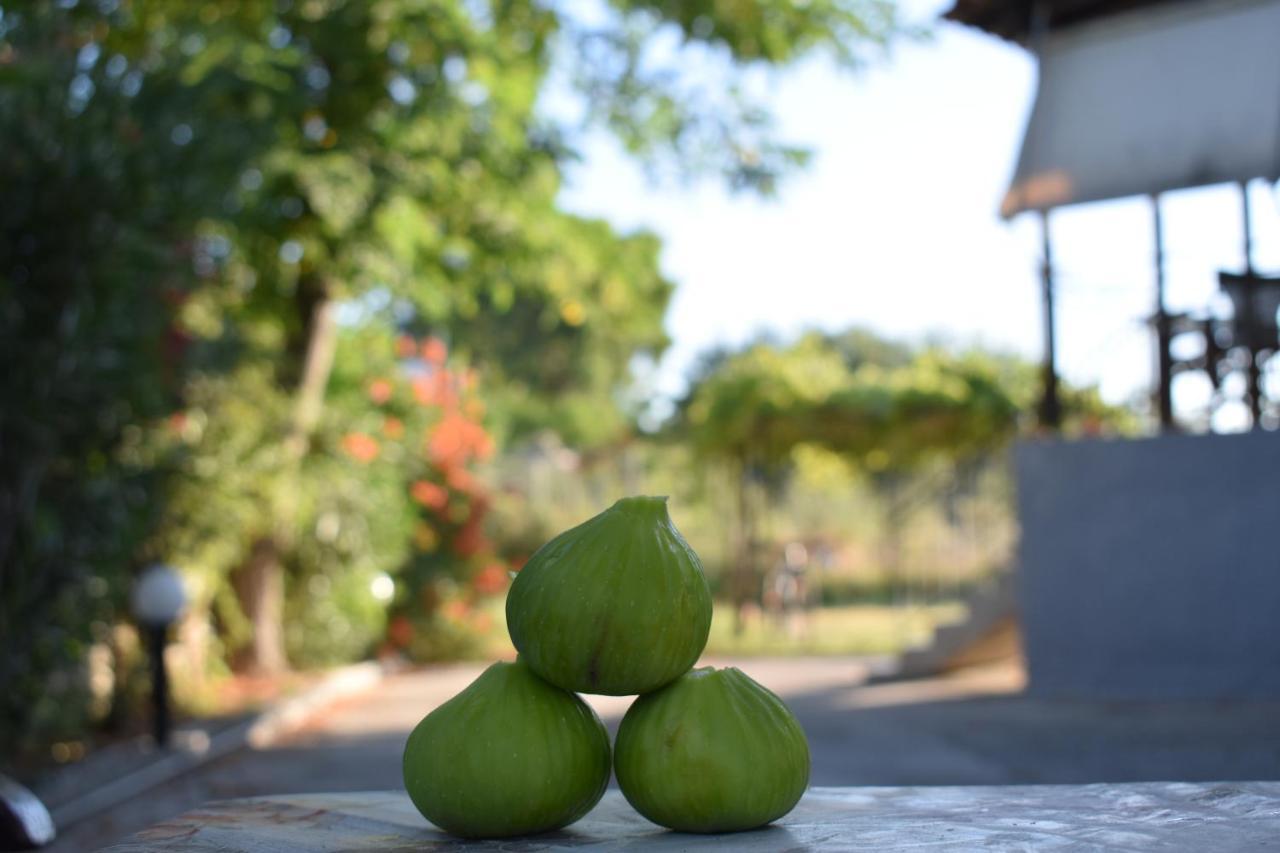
top-left (675, 335), bottom-right (1023, 627)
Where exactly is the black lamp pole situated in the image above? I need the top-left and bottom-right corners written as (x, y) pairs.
top-left (132, 563), bottom-right (187, 751)
top-left (147, 623), bottom-right (171, 749)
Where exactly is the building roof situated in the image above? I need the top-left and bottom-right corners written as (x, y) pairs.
top-left (998, 0), bottom-right (1280, 216)
top-left (943, 0), bottom-right (1192, 43)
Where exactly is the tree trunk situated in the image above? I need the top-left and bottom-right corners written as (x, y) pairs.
top-left (877, 472), bottom-right (907, 605)
top-left (732, 457), bottom-right (756, 636)
top-left (230, 274), bottom-right (337, 675)
top-left (231, 537), bottom-right (288, 674)
top-left (284, 280), bottom-right (338, 458)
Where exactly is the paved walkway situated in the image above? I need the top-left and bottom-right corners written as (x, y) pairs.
top-left (58, 657), bottom-right (1280, 851)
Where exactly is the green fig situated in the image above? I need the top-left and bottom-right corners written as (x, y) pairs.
top-left (614, 666), bottom-right (810, 833)
top-left (505, 495), bottom-right (712, 696)
top-left (401, 659), bottom-right (611, 838)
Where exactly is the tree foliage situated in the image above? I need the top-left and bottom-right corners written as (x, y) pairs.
top-left (677, 331), bottom-right (1023, 473)
top-left (0, 1), bottom-right (260, 757)
top-left (0, 0), bottom-right (903, 759)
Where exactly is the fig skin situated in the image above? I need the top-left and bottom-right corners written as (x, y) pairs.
top-left (614, 666), bottom-right (811, 833)
top-left (401, 659), bottom-right (611, 839)
top-left (506, 496), bottom-right (712, 696)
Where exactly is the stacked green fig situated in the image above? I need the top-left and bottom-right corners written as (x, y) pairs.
top-left (402, 496), bottom-right (810, 838)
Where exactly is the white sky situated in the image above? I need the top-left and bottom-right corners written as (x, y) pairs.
top-left (558, 0), bottom-right (1280, 427)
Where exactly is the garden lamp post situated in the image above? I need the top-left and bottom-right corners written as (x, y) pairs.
top-left (130, 564), bottom-right (188, 749)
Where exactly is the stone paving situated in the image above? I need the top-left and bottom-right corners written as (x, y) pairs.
top-left (55, 657), bottom-right (1280, 851)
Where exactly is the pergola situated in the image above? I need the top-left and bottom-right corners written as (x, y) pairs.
top-left (945, 0), bottom-right (1280, 429)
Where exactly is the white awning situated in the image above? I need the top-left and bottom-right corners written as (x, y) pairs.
top-left (1001, 0), bottom-right (1280, 218)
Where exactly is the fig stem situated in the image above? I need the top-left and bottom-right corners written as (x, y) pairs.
top-left (611, 496), bottom-right (670, 516)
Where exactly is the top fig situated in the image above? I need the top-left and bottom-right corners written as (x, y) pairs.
top-left (505, 496), bottom-right (712, 695)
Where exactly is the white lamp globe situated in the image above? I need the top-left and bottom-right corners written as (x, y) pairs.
top-left (131, 564), bottom-right (189, 627)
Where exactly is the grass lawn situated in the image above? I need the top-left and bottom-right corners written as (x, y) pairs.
top-left (472, 596), bottom-right (966, 659)
top-left (703, 602), bottom-right (966, 657)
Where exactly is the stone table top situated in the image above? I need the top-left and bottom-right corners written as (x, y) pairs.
top-left (100, 782), bottom-right (1280, 851)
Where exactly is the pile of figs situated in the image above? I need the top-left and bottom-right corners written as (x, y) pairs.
top-left (402, 496), bottom-right (810, 838)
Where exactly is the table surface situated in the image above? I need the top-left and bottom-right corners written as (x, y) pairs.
top-left (100, 782), bottom-right (1280, 851)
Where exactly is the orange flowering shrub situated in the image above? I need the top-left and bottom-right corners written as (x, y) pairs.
top-left (341, 432), bottom-right (380, 463)
top-left (343, 333), bottom-right (509, 661)
top-left (367, 378), bottom-right (394, 404)
top-left (410, 479), bottom-right (449, 511)
top-left (395, 335), bottom-right (418, 359)
top-left (421, 336), bottom-right (448, 366)
top-left (472, 563), bottom-right (508, 596)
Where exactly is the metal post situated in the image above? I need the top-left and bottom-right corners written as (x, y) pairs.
top-left (1242, 180), bottom-right (1254, 275)
top-left (1241, 181), bottom-right (1263, 427)
top-left (1152, 195), bottom-right (1175, 430)
top-left (1038, 210), bottom-right (1062, 430)
top-left (148, 624), bottom-right (171, 749)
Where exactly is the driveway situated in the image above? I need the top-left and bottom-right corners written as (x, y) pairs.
top-left (55, 657), bottom-right (1280, 850)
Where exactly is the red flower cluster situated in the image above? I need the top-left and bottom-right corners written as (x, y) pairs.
top-left (395, 335), bottom-right (418, 359)
top-left (410, 480), bottom-right (449, 511)
top-left (421, 337), bottom-right (448, 366)
top-left (367, 378), bottom-right (393, 404)
top-left (444, 465), bottom-right (474, 493)
top-left (341, 432), bottom-right (380, 463)
top-left (452, 510), bottom-right (486, 558)
top-left (411, 371), bottom-right (457, 409)
top-left (472, 563), bottom-right (508, 596)
top-left (442, 599), bottom-right (471, 621)
top-left (428, 412), bottom-right (494, 469)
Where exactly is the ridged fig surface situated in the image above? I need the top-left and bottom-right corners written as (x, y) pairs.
top-left (401, 659), bottom-right (610, 838)
top-left (614, 666), bottom-right (810, 833)
top-left (505, 496), bottom-right (712, 696)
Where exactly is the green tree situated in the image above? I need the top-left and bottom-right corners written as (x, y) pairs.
top-left (130, 0), bottom-right (903, 673)
top-left (441, 218), bottom-right (673, 448)
top-left (1, 0), bottom-right (903, 755)
top-left (674, 331), bottom-right (1016, 626)
top-left (0, 2), bottom-right (268, 757)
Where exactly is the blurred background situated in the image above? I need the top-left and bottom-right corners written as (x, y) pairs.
top-left (1, 0), bottom-right (1277, 848)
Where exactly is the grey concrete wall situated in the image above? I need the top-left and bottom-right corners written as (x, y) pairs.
top-left (1015, 430), bottom-right (1280, 699)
